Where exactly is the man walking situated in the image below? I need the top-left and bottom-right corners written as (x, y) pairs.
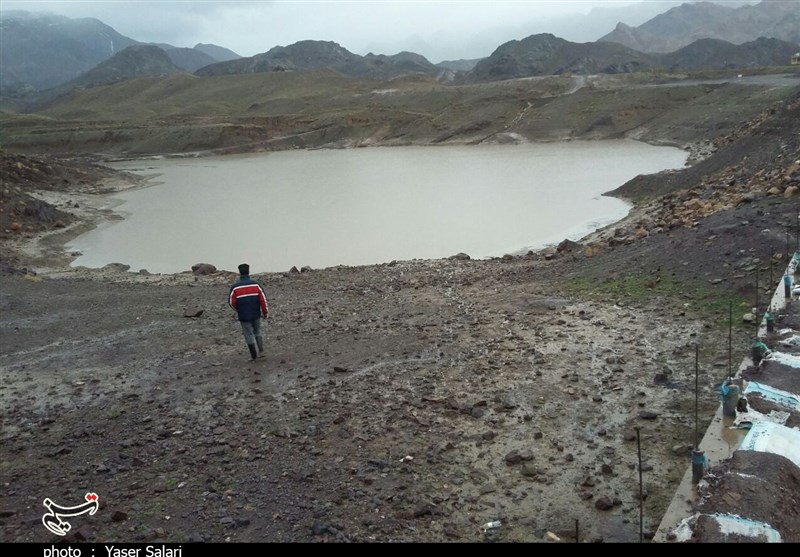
top-left (229, 263), bottom-right (269, 361)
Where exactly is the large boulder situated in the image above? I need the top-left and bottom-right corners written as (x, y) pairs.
top-left (191, 263), bottom-right (217, 275)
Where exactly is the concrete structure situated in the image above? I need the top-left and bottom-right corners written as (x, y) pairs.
top-left (654, 255), bottom-right (800, 542)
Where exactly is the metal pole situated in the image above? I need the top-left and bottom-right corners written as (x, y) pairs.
top-left (786, 228), bottom-right (790, 261)
top-left (575, 519), bottom-right (579, 543)
top-left (636, 427), bottom-right (643, 543)
top-left (691, 344), bottom-right (706, 485)
top-left (755, 264), bottom-right (759, 332)
top-left (728, 300), bottom-right (733, 382)
top-left (695, 344), bottom-right (699, 448)
top-left (770, 248), bottom-right (774, 300)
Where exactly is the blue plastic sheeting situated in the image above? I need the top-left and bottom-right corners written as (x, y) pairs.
top-left (673, 513), bottom-right (782, 542)
top-left (711, 513), bottom-right (782, 542)
top-left (733, 407), bottom-right (790, 429)
top-left (740, 422), bottom-right (800, 468)
top-left (764, 351), bottom-right (800, 368)
top-left (777, 334), bottom-right (800, 347)
top-left (744, 381), bottom-right (800, 411)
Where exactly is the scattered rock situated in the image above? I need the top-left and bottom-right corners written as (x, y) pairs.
top-left (557, 239), bottom-right (581, 252)
top-left (505, 450), bottom-right (523, 465)
top-left (595, 496), bottom-right (614, 511)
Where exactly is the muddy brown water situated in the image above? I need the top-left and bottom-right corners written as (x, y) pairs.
top-left (67, 141), bottom-right (687, 274)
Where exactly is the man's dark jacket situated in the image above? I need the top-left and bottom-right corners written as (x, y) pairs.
top-left (228, 275), bottom-right (268, 322)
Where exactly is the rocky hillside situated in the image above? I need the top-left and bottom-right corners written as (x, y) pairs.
top-left (0, 10), bottom-right (139, 92)
top-left (0, 11), bottom-right (237, 94)
top-left (587, 88), bottom-right (800, 266)
top-left (660, 37), bottom-right (800, 71)
top-left (4, 69), bottom-right (798, 159)
top-left (4, 4), bottom-right (798, 101)
top-left (65, 45), bottom-right (186, 89)
top-left (23, 45), bottom-right (190, 111)
top-left (465, 34), bottom-right (657, 82)
top-left (460, 32), bottom-right (797, 83)
top-left (193, 32), bottom-right (796, 86)
top-left (196, 40), bottom-right (441, 80)
top-left (600, 0), bottom-right (800, 53)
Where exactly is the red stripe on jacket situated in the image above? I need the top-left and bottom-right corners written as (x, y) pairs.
top-left (229, 284), bottom-right (268, 316)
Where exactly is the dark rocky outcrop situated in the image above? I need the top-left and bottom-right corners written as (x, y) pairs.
top-left (465, 33), bottom-right (657, 83)
top-left (195, 40), bottom-right (439, 80)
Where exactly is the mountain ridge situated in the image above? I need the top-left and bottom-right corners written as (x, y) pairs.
top-left (0, 10), bottom-right (236, 92)
top-left (599, 0), bottom-right (800, 52)
top-left (3, 2), bottom-right (797, 94)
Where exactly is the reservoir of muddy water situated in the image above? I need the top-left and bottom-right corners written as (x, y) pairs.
top-left (68, 141), bottom-right (687, 274)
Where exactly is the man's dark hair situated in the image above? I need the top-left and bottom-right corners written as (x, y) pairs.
top-left (238, 263), bottom-right (250, 276)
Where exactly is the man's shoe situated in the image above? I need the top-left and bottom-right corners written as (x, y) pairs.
top-left (248, 344), bottom-right (258, 360)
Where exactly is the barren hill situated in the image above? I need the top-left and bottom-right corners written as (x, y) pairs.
top-left (3, 69), bottom-right (798, 160)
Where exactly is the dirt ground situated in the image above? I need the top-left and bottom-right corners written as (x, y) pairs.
top-left (0, 250), bottom-right (720, 543)
top-left (1, 87), bottom-right (799, 544)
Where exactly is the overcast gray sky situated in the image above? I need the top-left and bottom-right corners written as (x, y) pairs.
top-left (2, 1), bottom-right (756, 62)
